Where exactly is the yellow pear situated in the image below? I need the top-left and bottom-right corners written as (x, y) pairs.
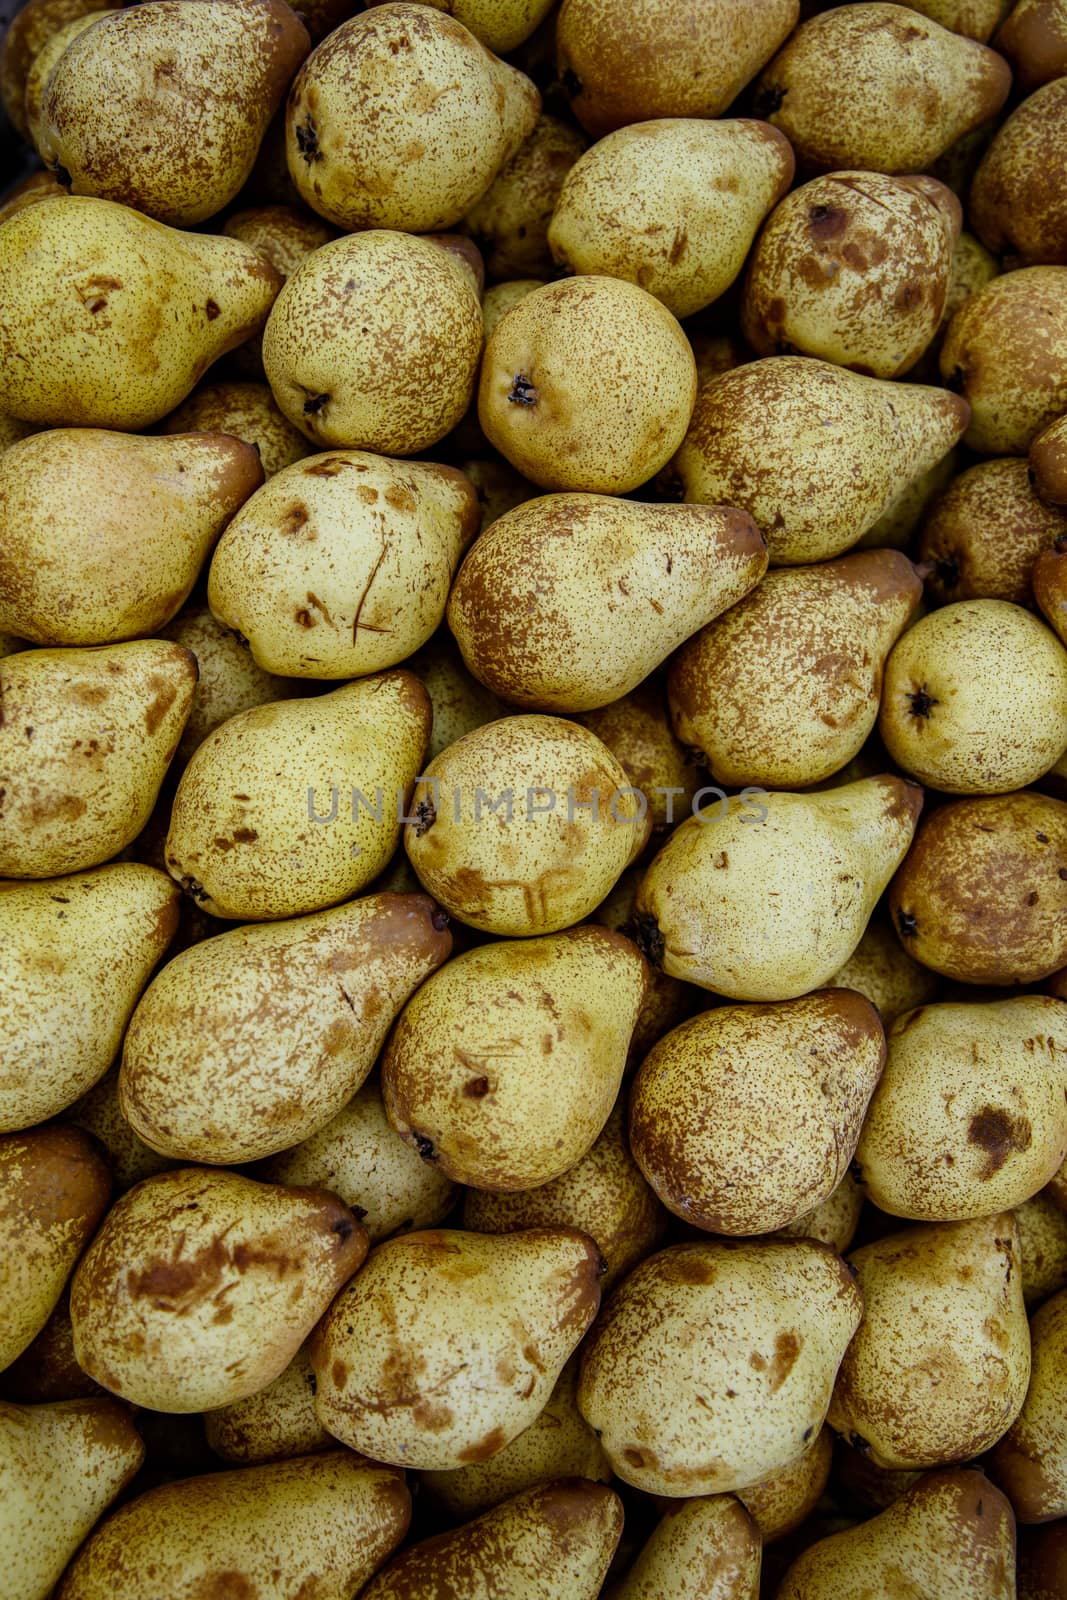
top-left (827, 916), bottom-right (938, 1025)
top-left (1016, 1192), bottom-right (1067, 1309)
top-left (778, 1173), bottom-right (865, 1257)
top-left (0, 0), bottom-right (112, 140)
top-left (0, 639), bottom-right (197, 878)
top-left (68, 1067), bottom-right (171, 1192)
top-left (0, 170), bottom-right (67, 226)
top-left (481, 277), bottom-right (544, 339)
top-left (917, 458), bottom-right (1067, 607)
top-left (941, 267), bottom-right (1067, 453)
top-left (906, 0), bottom-right (1012, 39)
top-left (1, 1290), bottom-right (99, 1404)
top-left (737, 1428), bottom-right (834, 1544)
top-left (970, 80), bottom-right (1067, 266)
top-left (161, 380), bottom-right (312, 478)
top-left (988, 1286), bottom-right (1067, 1520)
top-left (613, 1495), bottom-right (761, 1600)
top-left (367, 0), bottom-right (556, 53)
top-left (465, 113), bottom-right (587, 280)
top-left (0, 197), bottom-right (281, 429)
top-left (577, 683), bottom-right (703, 832)
top-left (591, 865), bottom-right (693, 1059)
top-left (855, 449), bottom-right (958, 551)
top-left (447, 495), bottom-right (766, 712)
top-left (23, 10), bottom-right (118, 155)
top-left (224, 202), bottom-right (338, 280)
top-left (408, 632), bottom-right (508, 763)
top-left (205, 1345), bottom-right (331, 1464)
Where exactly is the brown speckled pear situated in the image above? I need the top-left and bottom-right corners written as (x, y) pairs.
top-left (668, 548), bottom-right (921, 789)
top-left (68, 1068), bottom-right (171, 1193)
top-left (577, 1238), bottom-right (863, 1496)
top-left (164, 669), bottom-right (430, 920)
top-left (0, 198), bottom-right (281, 429)
top-left (738, 1428), bottom-right (833, 1544)
top-left (465, 114), bottom-right (587, 281)
top-left (478, 277), bottom-right (696, 494)
top-left (918, 459), bottom-right (1067, 607)
top-left (368, 0), bottom-right (555, 52)
top-left (0, 1398), bottom-right (144, 1600)
top-left (54, 1452), bottom-right (410, 1600)
top-left (38, 0), bottom-right (309, 225)
top-left (634, 776), bottom-right (922, 1000)
top-left (0, 428), bottom-right (262, 646)
top-left (408, 634), bottom-right (508, 763)
top-left (1016, 1193), bottom-right (1067, 1308)
top-left (481, 278), bottom-right (544, 340)
top-left (879, 599), bottom-right (1067, 793)
top-left (988, 1287), bottom-right (1067, 1520)
top-left (630, 991), bottom-right (885, 1236)
top-left (854, 996), bottom-right (1067, 1219)
top-left (970, 81), bottom-right (1067, 266)
top-left (0, 864), bottom-right (178, 1132)
top-left (449, 495), bottom-right (766, 713)
top-left (613, 1495), bottom-right (761, 1600)
top-left (672, 357), bottom-right (969, 564)
top-left (381, 926), bottom-right (647, 1191)
top-left (311, 1228), bottom-right (602, 1470)
top-left (1, 1289), bottom-right (100, 1404)
top-left (0, 0), bottom-right (110, 139)
top-left (121, 892), bottom-right (451, 1166)
top-left (996, 0), bottom-right (1067, 90)
top-left (577, 684), bottom-right (702, 834)
top-left (827, 917), bottom-right (938, 1025)
top-left (0, 1126), bottom-right (111, 1374)
top-left (0, 639), bottom-right (197, 879)
top-left (778, 1174), bottom-right (865, 1257)
top-left (592, 866), bottom-right (692, 1060)
top-left (286, 4), bottom-right (539, 232)
top-left (23, 10), bottom-right (117, 156)
top-left (205, 1345), bottom-right (331, 1463)
top-left (224, 204), bottom-right (337, 281)
top-left (1034, 536), bottom-right (1067, 659)
top-left (1031, 417), bottom-right (1067, 508)
top-left (209, 451), bottom-right (479, 679)
top-left (161, 382), bottom-right (311, 478)
top-left (754, 4), bottom-right (1010, 173)
top-left (69, 1167), bottom-right (367, 1412)
top-left (828, 1214), bottom-right (1030, 1469)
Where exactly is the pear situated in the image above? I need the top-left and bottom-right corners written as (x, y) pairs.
top-left (577, 684), bottom-right (703, 832)
top-left (54, 1452), bottom-right (410, 1600)
top-left (892, 0), bottom-right (1010, 37)
top-left (24, 10), bottom-right (119, 155)
top-left (671, 357), bottom-right (969, 564)
top-left (631, 991), bottom-right (884, 1236)
top-left (936, 227), bottom-right (1000, 337)
top-left (1, 1291), bottom-right (99, 1404)
top-left (970, 81), bottom-right (1067, 265)
top-left (478, 276), bottom-right (697, 493)
top-left (461, 457), bottom-right (538, 535)
top-left (753, 4), bottom-right (1010, 173)
top-left (208, 451), bottom-right (479, 678)
top-left (738, 1428), bottom-right (833, 1544)
top-left (1018, 1521), bottom-right (1067, 1600)
top-left (778, 1172), bottom-right (865, 1256)
top-left (0, 428), bottom-right (263, 646)
top-left (158, 603), bottom-right (299, 770)
top-left (161, 381), bottom-right (311, 478)
top-left (853, 449), bottom-right (958, 551)
top-left (69, 1166), bottom-right (367, 1411)
top-left (1034, 535), bottom-right (1067, 655)
top-left (205, 1345), bottom-right (331, 1464)
top-left (854, 996), bottom-right (1067, 1220)
top-left (776, 1468), bottom-right (1015, 1598)
top-left (404, 714), bottom-right (649, 936)
top-left (482, 277), bottom-right (545, 339)
top-left (362, 1479), bottom-right (622, 1600)
top-left (1016, 1193), bottom-right (1067, 1308)
top-left (69, 1067), bottom-right (172, 1192)
top-left (121, 892), bottom-right (452, 1165)
top-left (0, 1126), bottom-right (111, 1374)
top-left (310, 1227), bottom-right (602, 1469)
top-left (0, 197), bottom-right (281, 429)
top-left (224, 203), bottom-right (337, 279)
top-left (164, 668), bottom-right (430, 920)
top-left (888, 791), bottom-right (1067, 984)
top-left (591, 861), bottom-right (693, 1062)
top-left (668, 549), bottom-right (921, 788)
top-left (941, 267), bottom-right (1067, 454)
top-left (0, 1398), bottom-right (144, 1600)
top-left (548, 119), bottom-right (794, 320)
top-left (988, 1287), bottom-right (1067, 1520)
top-left (0, 639), bottom-right (197, 878)
top-left (996, 0), bottom-right (1067, 91)
top-left (577, 1237), bottom-right (863, 1496)
top-left (367, 0), bottom-right (555, 53)
top-left (1046, 1155), bottom-right (1067, 1211)
top-left (828, 917), bottom-right (939, 1026)
top-left (743, 172), bottom-right (960, 378)
top-left (286, 5), bottom-right (538, 232)
top-left (633, 776), bottom-right (922, 1000)
top-left (449, 496), bottom-right (765, 713)
top-left (408, 633), bottom-right (508, 763)
top-left (556, 0), bottom-right (798, 136)
top-left (0, 864), bottom-right (178, 1132)
top-left (613, 1495), bottom-right (761, 1600)
top-left (1031, 416), bottom-right (1067, 507)
top-left (37, 0), bottom-right (309, 226)
top-left (382, 927), bottom-right (646, 1191)
top-left (465, 113), bottom-right (587, 281)
top-left (918, 458), bottom-right (1067, 606)
top-left (0, 0), bottom-right (111, 139)
top-left (263, 231), bottom-right (483, 455)
top-left (879, 599), bottom-right (1067, 792)
top-left (0, 170), bottom-right (67, 226)
top-left (420, 1358), bottom-right (611, 1517)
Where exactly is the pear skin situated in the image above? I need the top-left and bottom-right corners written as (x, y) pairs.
top-left (941, 267), bottom-right (1067, 454)
top-left (1031, 417), bottom-right (1067, 508)
top-left (918, 458), bottom-right (1067, 607)
top-left (996, 0), bottom-right (1067, 92)
top-left (466, 113), bottom-right (587, 281)
top-left (158, 603), bottom-right (299, 770)
top-left (577, 683), bottom-right (703, 833)
top-left (778, 1173), bottom-right (866, 1256)
top-left (0, 1290), bottom-right (100, 1404)
top-left (970, 80), bottom-right (1067, 266)
top-left (0, 0), bottom-right (112, 140)
top-left (828, 916), bottom-right (939, 1026)
top-left (592, 865), bottom-right (694, 1061)
top-left (205, 1345), bottom-right (331, 1464)
top-left (988, 1286), bottom-right (1067, 1521)
top-left (161, 381), bottom-right (312, 478)
top-left (69, 1067), bottom-right (172, 1192)
top-left (612, 1495), bottom-right (761, 1600)
top-left (23, 10), bottom-right (118, 156)
top-left (737, 1428), bottom-right (833, 1545)
top-left (408, 632), bottom-right (508, 763)
top-left (1034, 533), bottom-right (1067, 644)
top-left (367, 0), bottom-right (556, 54)
top-left (1016, 1193), bottom-right (1067, 1309)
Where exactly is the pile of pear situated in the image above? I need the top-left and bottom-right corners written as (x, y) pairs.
top-left (3, 0), bottom-right (1067, 1594)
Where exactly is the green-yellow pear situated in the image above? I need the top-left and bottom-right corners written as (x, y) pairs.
top-left (970, 80), bottom-right (1067, 265)
top-left (668, 548), bottom-right (921, 788)
top-left (263, 231), bottom-right (483, 455)
top-left (37, 0), bottom-right (309, 225)
top-left (0, 197), bottom-right (281, 429)
top-left (161, 380), bottom-right (311, 478)
top-left (54, 1452), bottom-right (411, 1600)
top-left (286, 4), bottom-right (539, 232)
top-left (310, 1227), bottom-right (602, 1469)
top-left (205, 1345), bottom-right (331, 1464)
top-left (0, 1127), bottom-right (110, 1374)
top-left (404, 714), bottom-right (649, 936)
top-left (0, 864), bottom-right (178, 1131)
top-left (548, 118), bottom-right (794, 319)
top-left (447, 495), bottom-right (766, 713)
top-left (408, 632), bottom-right (508, 763)
top-left (362, 1479), bottom-right (623, 1600)
top-left (164, 669), bottom-right (430, 919)
top-left (0, 639), bottom-right (197, 878)
top-left (577, 1238), bottom-right (863, 1496)
top-left (827, 916), bottom-right (939, 1025)
top-left (381, 925), bottom-right (647, 1191)
top-left (988, 1287), bottom-right (1067, 1520)
top-left (70, 1166), bottom-right (367, 1412)
top-left (879, 599), bottom-right (1067, 792)
top-left (481, 276), bottom-right (544, 339)
top-left (753, 4), bottom-right (1010, 172)
top-left (1016, 1192), bottom-right (1067, 1308)
top-left (209, 451), bottom-right (479, 678)
top-left (478, 276), bottom-right (696, 493)
top-left (465, 113), bottom-right (587, 280)
top-left (737, 1429), bottom-right (833, 1544)
top-left (630, 990), bottom-right (885, 1235)
top-left (0, 1398), bottom-right (144, 1600)
top-left (828, 1214), bottom-right (1030, 1468)
top-left (121, 892), bottom-right (452, 1165)
top-left (0, 428), bottom-right (263, 646)
top-left (613, 1495), bottom-right (761, 1600)
top-left (577, 683), bottom-right (702, 833)
top-left (776, 1467), bottom-right (1016, 1598)
top-left (941, 267), bottom-right (1067, 453)
top-left (367, 0), bottom-right (556, 53)
top-left (69, 1067), bottom-right (171, 1192)
top-left (778, 1173), bottom-right (866, 1256)
top-left (1032, 418), bottom-right (1067, 508)
top-left (0, 0), bottom-right (111, 139)
top-left (672, 356), bottom-right (969, 564)
top-left (222, 205), bottom-right (342, 381)
top-left (23, 10), bottom-right (118, 156)
top-left (634, 776), bottom-right (922, 1000)
top-left (461, 456), bottom-right (538, 534)
top-left (855, 997), bottom-right (1067, 1219)
top-left (918, 458), bottom-right (1067, 607)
